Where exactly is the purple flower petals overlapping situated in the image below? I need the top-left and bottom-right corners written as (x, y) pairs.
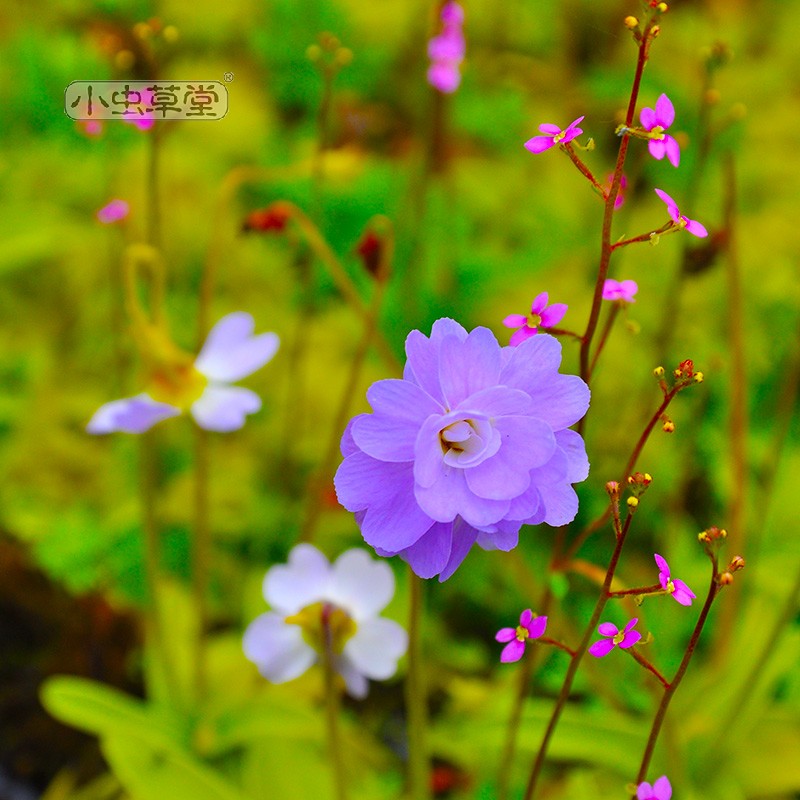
top-left (334, 319), bottom-right (590, 581)
top-left (640, 94), bottom-right (680, 167)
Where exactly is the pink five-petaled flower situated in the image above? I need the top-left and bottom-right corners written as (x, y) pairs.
top-left (334, 319), bottom-right (590, 581)
top-left (588, 617), bottom-right (641, 657)
top-left (97, 199), bottom-right (129, 224)
top-left (502, 292), bottom-right (568, 346)
top-left (87, 312), bottom-right (279, 434)
top-left (602, 279), bottom-right (638, 303)
top-left (427, 1), bottom-right (465, 94)
top-left (637, 775), bottom-right (672, 800)
top-left (655, 554), bottom-right (696, 606)
top-left (640, 94), bottom-right (680, 167)
top-left (495, 609), bottom-right (547, 662)
top-left (654, 189), bottom-right (708, 238)
top-left (524, 116), bottom-right (584, 154)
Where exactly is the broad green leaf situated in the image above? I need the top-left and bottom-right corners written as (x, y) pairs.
top-left (102, 733), bottom-right (253, 800)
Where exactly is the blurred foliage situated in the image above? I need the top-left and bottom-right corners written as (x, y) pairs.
top-left (1, 0), bottom-right (799, 798)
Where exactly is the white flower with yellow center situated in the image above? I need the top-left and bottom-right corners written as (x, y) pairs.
top-left (243, 544), bottom-right (408, 699)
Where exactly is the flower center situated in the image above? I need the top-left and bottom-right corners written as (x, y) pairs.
top-left (284, 601), bottom-right (357, 655)
top-left (612, 631), bottom-right (626, 645)
top-left (553, 129), bottom-right (566, 143)
top-left (515, 625), bottom-right (530, 643)
top-left (666, 579), bottom-right (675, 594)
top-left (526, 312), bottom-right (543, 329)
top-left (650, 125), bottom-right (665, 140)
top-left (438, 416), bottom-right (499, 468)
top-left (147, 363), bottom-right (208, 409)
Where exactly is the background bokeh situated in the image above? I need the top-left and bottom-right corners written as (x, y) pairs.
top-left (1, 1), bottom-right (799, 798)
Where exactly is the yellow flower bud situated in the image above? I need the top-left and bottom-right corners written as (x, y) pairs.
top-left (624, 15), bottom-right (639, 28)
top-left (654, 366), bottom-right (665, 377)
top-left (627, 496), bottom-right (639, 509)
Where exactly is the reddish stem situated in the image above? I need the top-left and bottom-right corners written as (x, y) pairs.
top-left (607, 582), bottom-right (663, 598)
top-left (626, 647), bottom-right (669, 690)
top-left (562, 142), bottom-right (606, 195)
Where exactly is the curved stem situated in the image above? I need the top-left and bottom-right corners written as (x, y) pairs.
top-left (634, 559), bottom-right (720, 783)
top-left (406, 570), bottom-right (429, 800)
top-left (625, 647), bottom-right (669, 689)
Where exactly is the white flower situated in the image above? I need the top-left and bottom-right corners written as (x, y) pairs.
top-left (87, 312), bottom-right (279, 434)
top-left (243, 544), bottom-right (408, 699)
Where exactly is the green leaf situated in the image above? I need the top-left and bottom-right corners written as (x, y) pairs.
top-left (102, 734), bottom-right (254, 800)
top-left (40, 676), bottom-right (186, 752)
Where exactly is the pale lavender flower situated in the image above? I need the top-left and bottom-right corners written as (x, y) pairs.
top-left (495, 609), bottom-right (547, 662)
top-left (87, 312), bottom-right (279, 434)
top-left (588, 617), bottom-right (641, 657)
top-left (334, 319), bottom-right (590, 581)
top-left (655, 554), bottom-right (696, 606)
top-left (503, 292), bottom-right (568, 345)
top-left (654, 189), bottom-right (708, 238)
top-left (602, 279), bottom-right (638, 303)
top-left (640, 94), bottom-right (680, 167)
top-left (524, 116), bottom-right (584, 154)
top-left (427, 2), bottom-right (465, 94)
top-left (637, 776), bottom-right (672, 800)
top-left (243, 544), bottom-right (407, 699)
top-left (97, 199), bottom-right (129, 224)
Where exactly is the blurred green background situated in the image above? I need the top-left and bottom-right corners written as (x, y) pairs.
top-left (1, 0), bottom-right (799, 798)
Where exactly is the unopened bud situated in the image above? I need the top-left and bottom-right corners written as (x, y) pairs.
top-left (656, 2), bottom-right (668, 12)
top-left (694, 372), bottom-right (704, 383)
top-left (728, 555), bottom-right (746, 572)
top-left (719, 571), bottom-right (734, 586)
top-left (662, 419), bottom-right (675, 433)
top-left (627, 496), bottom-right (639, 509)
top-left (606, 480), bottom-right (621, 497)
top-left (162, 25), bottom-right (179, 42)
top-left (651, 25), bottom-right (661, 37)
top-left (624, 15), bottom-right (639, 28)
top-left (654, 366), bottom-right (665, 378)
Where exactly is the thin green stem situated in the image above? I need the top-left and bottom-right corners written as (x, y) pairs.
top-left (634, 559), bottom-right (720, 784)
top-left (588, 304), bottom-right (620, 379)
top-left (322, 611), bottom-right (348, 800)
top-left (192, 425), bottom-right (211, 701)
top-left (406, 570), bottom-right (429, 800)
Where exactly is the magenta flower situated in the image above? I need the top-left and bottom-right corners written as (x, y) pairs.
top-left (524, 116), bottom-right (584, 154)
top-left (495, 609), bottom-right (547, 662)
top-left (503, 292), bottom-right (568, 346)
top-left (97, 199), bottom-right (129, 224)
top-left (655, 554), bottom-right (696, 606)
top-left (87, 312), bottom-right (279, 434)
top-left (655, 189), bottom-right (708, 238)
top-left (602, 279), bottom-right (638, 303)
top-left (637, 776), bottom-right (672, 800)
top-left (640, 94), bottom-right (680, 167)
top-left (334, 319), bottom-right (590, 581)
top-left (588, 617), bottom-right (641, 657)
top-left (427, 2), bottom-right (465, 94)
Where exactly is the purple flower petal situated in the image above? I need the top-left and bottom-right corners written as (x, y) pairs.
top-left (525, 374), bottom-right (591, 430)
top-left (618, 279), bottom-right (638, 301)
top-left (438, 518), bottom-right (479, 580)
top-left (440, 1), bottom-right (464, 25)
top-left (475, 524), bottom-right (520, 552)
top-left (415, 465), bottom-right (510, 527)
top-left (530, 292), bottom-right (549, 314)
top-left (566, 115), bottom-right (585, 130)
top-left (366, 378), bottom-right (443, 419)
top-left (519, 608), bottom-right (533, 627)
top-left (195, 312), bottom-right (279, 383)
top-left (671, 579), bottom-right (696, 606)
top-left (428, 62), bottom-right (461, 93)
top-left (637, 782), bottom-right (654, 800)
top-left (438, 326), bottom-right (502, 408)
top-left (619, 629), bottom-right (642, 648)
top-left (648, 139), bottom-right (667, 160)
top-left (503, 313), bottom-right (528, 328)
top-left (458, 386), bottom-right (533, 417)
top-left (654, 553), bottom-right (670, 576)
top-left (560, 125), bottom-right (582, 144)
top-left (538, 124), bottom-right (561, 135)
top-left (509, 326), bottom-right (536, 346)
top-left (492, 414), bottom-right (556, 469)
top-left (351, 413), bottom-right (419, 462)
top-left (653, 776), bottom-right (672, 800)
top-left (399, 521), bottom-right (452, 577)
top-left (404, 320), bottom-right (467, 403)
top-left (589, 639), bottom-right (615, 658)
top-left (190, 385), bottom-right (261, 432)
top-left (97, 199), bottom-right (129, 224)
top-left (501, 333), bottom-right (563, 390)
top-left (527, 615), bottom-right (547, 638)
top-left (654, 188), bottom-right (680, 222)
top-left (243, 613), bottom-right (316, 683)
top-left (664, 135), bottom-right (680, 167)
top-left (655, 94), bottom-right (675, 128)
top-left (684, 218), bottom-right (708, 237)
top-left (524, 135), bottom-right (556, 154)
top-left (640, 106), bottom-right (656, 130)
top-left (539, 303), bottom-right (568, 328)
top-left (554, 429), bottom-right (590, 482)
top-left (624, 617), bottom-right (639, 633)
top-left (500, 639), bottom-right (526, 662)
top-left (598, 622), bottom-right (619, 637)
top-left (87, 393), bottom-right (181, 434)
top-left (496, 627), bottom-right (517, 642)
